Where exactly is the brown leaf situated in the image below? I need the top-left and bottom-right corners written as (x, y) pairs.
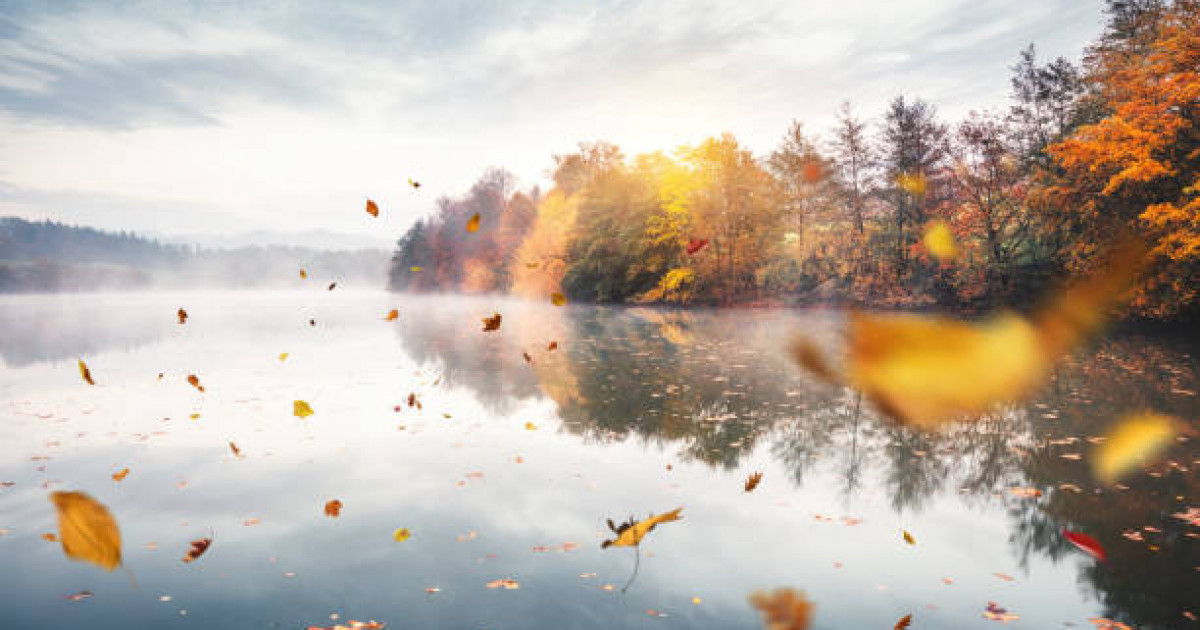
top-left (523, 352), bottom-right (533, 364)
top-left (385, 309), bottom-right (399, 321)
top-left (50, 491), bottom-right (122, 571)
top-left (186, 374), bottom-right (205, 393)
top-left (894, 613), bottom-right (913, 630)
top-left (482, 313), bottom-right (502, 332)
top-left (78, 359), bottom-right (95, 385)
top-left (328, 282), bottom-right (337, 291)
top-left (745, 472), bottom-right (763, 492)
top-left (182, 536), bottom-right (212, 563)
top-left (228, 442), bottom-right (242, 458)
top-left (551, 292), bottom-right (567, 306)
top-left (366, 199), bottom-right (379, 217)
top-left (903, 530), bottom-right (915, 545)
top-left (324, 499), bottom-right (343, 518)
top-left (749, 588), bottom-right (813, 630)
top-left (407, 178), bottom-right (421, 189)
top-left (548, 341), bottom-right (558, 351)
top-left (177, 308), bottom-right (188, 324)
top-left (299, 269), bottom-right (307, 279)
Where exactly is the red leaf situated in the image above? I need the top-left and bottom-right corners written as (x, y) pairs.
top-left (1063, 529), bottom-right (1107, 561)
top-left (686, 238), bottom-right (709, 255)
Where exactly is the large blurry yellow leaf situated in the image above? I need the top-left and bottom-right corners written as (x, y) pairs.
top-left (845, 312), bottom-right (1046, 428)
top-left (749, 588), bottom-right (813, 630)
top-left (50, 491), bottom-right (121, 572)
top-left (466, 212), bottom-right (481, 233)
top-left (602, 507), bottom-right (683, 548)
top-left (1093, 412), bottom-right (1176, 483)
top-left (293, 400), bottom-right (314, 418)
top-left (896, 172), bottom-right (927, 196)
top-left (78, 359), bottom-right (95, 385)
top-left (922, 221), bottom-right (958, 261)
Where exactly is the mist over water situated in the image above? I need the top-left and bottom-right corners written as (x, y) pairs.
top-left (0, 291), bottom-right (1195, 630)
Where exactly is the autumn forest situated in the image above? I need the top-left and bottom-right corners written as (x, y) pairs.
top-left (389, 1), bottom-right (1198, 320)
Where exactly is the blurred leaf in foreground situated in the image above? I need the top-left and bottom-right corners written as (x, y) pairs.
top-left (1093, 412), bottom-right (1176, 483)
top-left (50, 491), bottom-right (121, 572)
top-left (748, 588), bottom-right (813, 630)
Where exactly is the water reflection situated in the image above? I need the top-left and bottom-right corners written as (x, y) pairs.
top-left (0, 292), bottom-right (1195, 630)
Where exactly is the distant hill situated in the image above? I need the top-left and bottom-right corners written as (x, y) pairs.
top-left (154, 228), bottom-right (395, 252)
top-left (0, 217), bottom-right (392, 292)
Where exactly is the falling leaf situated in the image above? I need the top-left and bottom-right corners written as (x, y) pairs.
top-left (410, 266), bottom-right (422, 272)
top-left (482, 313), bottom-right (502, 332)
top-left (789, 240), bottom-right (1146, 428)
top-left (686, 238), bottom-right (709, 255)
top-left (49, 491), bottom-right (122, 572)
top-left (63, 591), bottom-right (93, 602)
top-left (299, 269), bottom-right (307, 279)
top-left (42, 532), bottom-right (58, 542)
top-left (1093, 412), bottom-right (1176, 483)
top-left (896, 172), bottom-right (927, 196)
top-left (393, 528), bottom-right (411, 542)
top-left (902, 530), bottom-right (915, 545)
top-left (78, 359), bottom-right (95, 385)
top-left (328, 282), bottom-right (337, 291)
top-left (177, 308), bottom-right (188, 324)
top-left (407, 393), bottom-right (418, 408)
top-left (189, 413), bottom-right (201, 420)
top-left (366, 199), bottom-right (379, 217)
top-left (745, 472), bottom-right (763, 492)
top-left (294, 400), bottom-right (314, 418)
top-left (894, 614), bottom-right (913, 630)
top-left (548, 341), bottom-right (558, 351)
top-left (525, 262), bottom-right (539, 269)
top-left (324, 500), bottom-right (343, 518)
top-left (182, 537), bottom-right (212, 563)
top-left (1063, 529), bottom-right (1107, 561)
top-left (408, 178), bottom-right (421, 189)
top-left (279, 352), bottom-right (288, 361)
top-left (228, 442), bottom-right (242, 458)
top-left (788, 339), bottom-right (838, 385)
top-left (523, 352), bottom-right (533, 364)
top-left (748, 588), bottom-right (813, 630)
top-left (186, 374), bottom-right (205, 393)
top-left (466, 212), bottom-right (481, 233)
top-left (602, 507), bottom-right (683, 548)
top-left (111, 468), bottom-right (129, 482)
top-left (922, 220), bottom-right (958, 262)
top-left (525, 421), bottom-right (537, 430)
top-left (485, 578), bottom-right (519, 589)
top-left (551, 292), bottom-right (568, 306)
top-left (385, 309), bottom-right (399, 321)
top-left (309, 318), bottom-right (316, 326)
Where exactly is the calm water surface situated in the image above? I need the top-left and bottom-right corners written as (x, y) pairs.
top-left (0, 291), bottom-right (1197, 629)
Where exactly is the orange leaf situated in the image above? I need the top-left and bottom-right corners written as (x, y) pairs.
top-left (366, 199), bottom-right (379, 217)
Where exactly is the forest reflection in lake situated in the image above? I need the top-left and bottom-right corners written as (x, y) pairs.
top-left (0, 292), bottom-right (1196, 630)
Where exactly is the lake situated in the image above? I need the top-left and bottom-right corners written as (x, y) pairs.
top-left (0, 291), bottom-right (1196, 630)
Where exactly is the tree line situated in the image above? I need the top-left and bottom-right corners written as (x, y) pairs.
top-left (390, 0), bottom-right (1196, 319)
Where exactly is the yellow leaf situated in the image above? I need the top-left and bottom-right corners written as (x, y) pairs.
top-left (111, 468), bottom-right (129, 482)
top-left (293, 400), bottom-right (314, 418)
top-left (602, 507), bottom-right (683, 548)
top-left (748, 588), bottom-right (813, 630)
top-left (524, 421), bottom-right (537, 431)
top-left (922, 220), bottom-right (958, 261)
top-left (410, 266), bottom-right (422, 272)
top-left (50, 491), bottom-right (122, 572)
top-left (551, 292), bottom-right (567, 306)
top-left (1093, 412), bottom-right (1176, 483)
top-left (366, 199), bottom-right (379, 217)
top-left (466, 212), bottom-right (481, 233)
top-left (299, 269), bottom-right (307, 279)
top-left (385, 309), bottom-right (399, 321)
top-left (78, 359), bottom-right (95, 385)
top-left (896, 172), bottom-right (927, 196)
top-left (903, 530), bottom-right (915, 545)
top-left (393, 527), bottom-right (411, 542)
top-left (278, 353), bottom-right (289, 361)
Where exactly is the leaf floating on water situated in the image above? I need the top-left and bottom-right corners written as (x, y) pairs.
top-left (982, 602), bottom-right (1018, 622)
top-left (177, 308), bottom-right (188, 324)
top-left (745, 472), bottom-right (763, 492)
top-left (42, 532), bottom-right (58, 542)
top-left (328, 282), bottom-right (337, 291)
top-left (385, 309), bottom-right (399, 321)
top-left (293, 400), bottom-right (314, 418)
top-left (466, 212), bottom-right (480, 233)
top-left (486, 578), bottom-right (520, 589)
top-left (186, 374), bottom-right (205, 393)
top-left (182, 537), bottom-right (212, 563)
top-left (894, 614), bottom-right (913, 630)
top-left (299, 269), bottom-right (307, 279)
top-left (923, 221), bottom-right (958, 262)
top-left (78, 359), bottom-right (95, 385)
top-left (748, 588), bottom-right (813, 630)
top-left (309, 318), bottom-right (316, 327)
top-left (481, 313), bottom-right (502, 332)
top-left (111, 468), bottom-right (130, 482)
top-left (1062, 529), bottom-right (1107, 561)
top-left (525, 262), bottom-right (539, 269)
top-left (789, 240), bottom-right (1146, 428)
top-left (686, 238), bottom-right (709, 255)
top-left (1093, 412), bottom-right (1176, 483)
top-left (407, 178), bottom-right (421, 189)
top-left (366, 199), bottom-right (379, 217)
top-left (522, 352), bottom-right (533, 364)
top-left (50, 491), bottom-right (122, 572)
top-left (228, 442), bottom-right (242, 458)
top-left (602, 507), bottom-right (683, 549)
top-left (548, 341), bottom-right (558, 351)
top-left (551, 292), bottom-right (567, 306)
top-left (524, 421), bottom-right (537, 430)
top-left (902, 530), bottom-right (915, 545)
top-left (393, 528), bottom-right (411, 542)
top-left (324, 500), bottom-right (342, 518)
top-left (63, 591), bottom-right (93, 602)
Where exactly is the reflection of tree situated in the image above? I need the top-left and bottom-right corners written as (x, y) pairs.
top-left (396, 296), bottom-right (1199, 630)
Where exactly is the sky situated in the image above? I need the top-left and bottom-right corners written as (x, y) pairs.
top-left (0, 0), bottom-right (1105, 248)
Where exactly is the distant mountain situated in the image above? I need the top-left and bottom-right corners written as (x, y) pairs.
top-left (155, 229), bottom-right (393, 252)
top-left (0, 217), bottom-right (391, 292)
